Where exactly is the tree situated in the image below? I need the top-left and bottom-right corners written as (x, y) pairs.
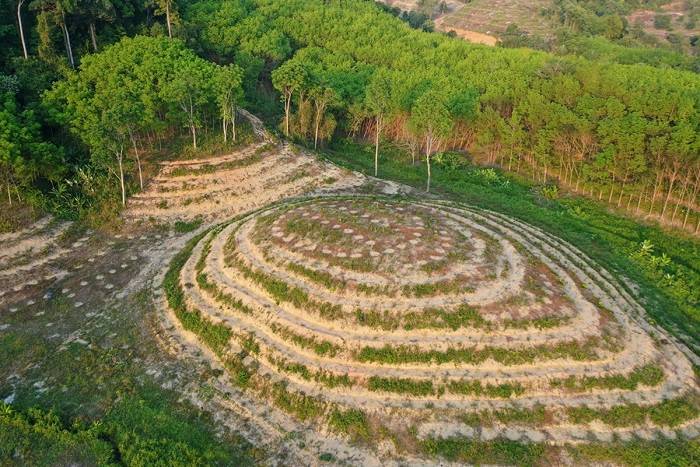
top-left (156, 0), bottom-right (177, 38)
top-left (271, 60), bottom-right (307, 138)
top-left (364, 69), bottom-right (394, 177)
top-left (0, 87), bottom-right (61, 204)
top-left (410, 89), bottom-right (453, 192)
top-left (214, 63), bottom-right (244, 143)
top-left (161, 56), bottom-right (216, 149)
top-left (310, 85), bottom-right (337, 150)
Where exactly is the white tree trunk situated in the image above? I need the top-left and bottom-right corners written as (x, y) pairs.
top-left (61, 11), bottom-right (75, 68)
top-left (166, 1), bottom-right (172, 38)
top-left (231, 103), bottom-right (237, 141)
top-left (117, 151), bottom-right (126, 207)
top-left (89, 22), bottom-right (98, 51)
top-left (222, 115), bottom-right (227, 143)
top-left (130, 132), bottom-right (143, 190)
top-left (374, 116), bottom-right (381, 177)
top-left (425, 135), bottom-right (433, 193)
top-left (17, 0), bottom-right (28, 59)
top-left (284, 92), bottom-right (291, 137)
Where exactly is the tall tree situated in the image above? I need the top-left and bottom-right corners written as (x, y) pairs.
top-left (410, 89), bottom-right (453, 192)
top-left (271, 61), bottom-right (307, 138)
top-left (364, 69), bottom-right (394, 177)
top-left (214, 63), bottom-right (244, 143)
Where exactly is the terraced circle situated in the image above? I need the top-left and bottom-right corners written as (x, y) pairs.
top-left (164, 195), bottom-right (700, 449)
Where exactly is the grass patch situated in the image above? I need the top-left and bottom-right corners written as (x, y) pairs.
top-left (566, 398), bottom-right (700, 428)
top-left (551, 364), bottom-right (664, 392)
top-left (367, 376), bottom-right (435, 396)
top-left (328, 408), bottom-right (371, 443)
top-left (173, 218), bottom-right (203, 233)
top-left (421, 437), bottom-right (545, 466)
top-left (356, 339), bottom-right (600, 366)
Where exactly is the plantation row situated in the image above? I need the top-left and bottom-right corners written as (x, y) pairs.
top-left (161, 196), bottom-right (700, 448)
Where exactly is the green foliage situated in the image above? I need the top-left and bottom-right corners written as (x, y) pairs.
top-left (566, 398), bottom-right (699, 428)
top-left (163, 230), bottom-right (232, 357)
top-left (356, 339), bottom-right (598, 366)
top-left (551, 364), bottom-right (664, 391)
top-left (572, 439), bottom-right (700, 467)
top-left (270, 382), bottom-right (324, 421)
top-left (447, 380), bottom-right (525, 398)
top-left (421, 437), bottom-right (545, 466)
top-left (367, 376), bottom-right (435, 396)
top-left (328, 408), bottom-right (371, 442)
top-left (0, 392), bottom-right (254, 466)
top-left (173, 218), bottom-right (203, 233)
top-left (0, 403), bottom-right (113, 465)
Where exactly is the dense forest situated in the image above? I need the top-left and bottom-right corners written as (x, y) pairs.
top-left (0, 0), bottom-right (699, 235)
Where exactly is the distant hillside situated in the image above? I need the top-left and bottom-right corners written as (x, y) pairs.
top-left (378, 0), bottom-right (699, 66)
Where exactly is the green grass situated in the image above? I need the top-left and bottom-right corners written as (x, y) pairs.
top-left (367, 376), bottom-right (435, 396)
top-left (571, 439), bottom-right (700, 466)
top-left (447, 380), bottom-right (525, 398)
top-left (551, 364), bottom-right (664, 392)
top-left (567, 398), bottom-right (700, 428)
top-left (356, 339), bottom-right (600, 366)
top-left (328, 408), bottom-right (372, 443)
top-left (421, 437), bottom-right (545, 466)
top-left (173, 218), bottom-right (203, 233)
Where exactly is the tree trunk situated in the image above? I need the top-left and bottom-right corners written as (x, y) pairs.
top-left (649, 169), bottom-right (663, 215)
top-left (231, 104), bottom-right (236, 141)
top-left (166, 1), bottom-right (172, 38)
top-left (17, 0), bottom-right (28, 59)
top-left (672, 174), bottom-right (691, 224)
top-left (374, 116), bottom-right (381, 177)
top-left (89, 22), bottom-right (98, 51)
top-left (425, 134), bottom-right (433, 193)
top-left (117, 151), bottom-right (126, 207)
top-left (222, 115), bottom-right (227, 143)
top-left (661, 168), bottom-right (679, 219)
top-left (284, 92), bottom-right (291, 137)
top-left (130, 132), bottom-right (143, 190)
top-left (683, 171), bottom-right (700, 229)
top-left (6, 183), bottom-right (12, 206)
top-left (61, 11), bottom-right (74, 68)
top-left (191, 124), bottom-right (197, 149)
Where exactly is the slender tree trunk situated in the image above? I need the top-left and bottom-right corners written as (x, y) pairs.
top-left (314, 102), bottom-right (325, 150)
top-left (191, 123), bottom-right (197, 149)
top-left (89, 22), bottom-right (98, 51)
top-left (222, 115), bottom-right (227, 142)
top-left (6, 184), bottom-right (12, 206)
top-left (231, 104), bottom-right (236, 141)
top-left (17, 0), bottom-right (28, 59)
top-left (425, 135), bottom-right (433, 193)
top-left (284, 92), bottom-right (291, 137)
top-left (117, 151), bottom-right (126, 207)
top-left (374, 116), bottom-right (381, 177)
top-left (166, 1), bottom-right (172, 38)
top-left (684, 171), bottom-right (700, 229)
top-left (61, 11), bottom-right (74, 68)
top-left (672, 174), bottom-right (691, 224)
top-left (130, 132), bottom-right (143, 190)
top-left (649, 169), bottom-right (663, 215)
top-left (661, 168), bottom-right (679, 219)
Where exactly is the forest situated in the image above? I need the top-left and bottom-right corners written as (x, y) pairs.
top-left (0, 0), bottom-right (699, 235)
